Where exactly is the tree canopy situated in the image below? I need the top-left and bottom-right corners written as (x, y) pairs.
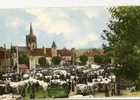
top-left (51, 56), bottom-right (61, 65)
top-left (102, 6), bottom-right (140, 83)
top-left (19, 54), bottom-right (29, 66)
top-left (38, 57), bottom-right (49, 67)
top-left (94, 55), bottom-right (104, 64)
top-left (94, 54), bottom-right (111, 64)
top-left (79, 55), bottom-right (88, 65)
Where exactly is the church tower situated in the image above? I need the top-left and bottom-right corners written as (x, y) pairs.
top-left (51, 41), bottom-right (57, 57)
top-left (26, 24), bottom-right (37, 49)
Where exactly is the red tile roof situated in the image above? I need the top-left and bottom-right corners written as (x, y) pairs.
top-left (99, 49), bottom-right (106, 55)
top-left (57, 48), bottom-right (72, 57)
top-left (19, 64), bottom-right (28, 69)
top-left (84, 51), bottom-right (97, 57)
top-left (30, 48), bottom-right (52, 57)
top-left (84, 49), bottom-right (106, 57)
top-left (16, 46), bottom-right (29, 52)
top-left (0, 50), bottom-right (11, 59)
top-left (45, 48), bottom-right (52, 57)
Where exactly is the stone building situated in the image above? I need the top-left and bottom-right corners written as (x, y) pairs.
top-left (10, 23), bottom-right (106, 72)
top-left (26, 24), bottom-right (37, 49)
top-left (0, 47), bottom-right (11, 72)
top-left (11, 24), bottom-right (73, 71)
top-left (57, 48), bottom-right (72, 65)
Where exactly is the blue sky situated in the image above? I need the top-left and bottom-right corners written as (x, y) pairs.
top-left (0, 7), bottom-right (110, 49)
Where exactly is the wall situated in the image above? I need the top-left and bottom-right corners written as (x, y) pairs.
top-left (29, 56), bottom-right (51, 69)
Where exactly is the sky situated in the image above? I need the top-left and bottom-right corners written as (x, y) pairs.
top-left (0, 7), bottom-right (111, 49)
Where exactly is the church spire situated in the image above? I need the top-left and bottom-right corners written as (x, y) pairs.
top-left (52, 41), bottom-right (56, 48)
top-left (26, 23), bottom-right (37, 49)
top-left (30, 23), bottom-right (33, 35)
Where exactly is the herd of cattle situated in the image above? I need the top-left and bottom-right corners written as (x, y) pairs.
top-left (0, 64), bottom-right (118, 98)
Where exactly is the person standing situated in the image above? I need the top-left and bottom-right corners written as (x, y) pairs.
top-left (111, 83), bottom-right (115, 96)
top-left (105, 84), bottom-right (110, 97)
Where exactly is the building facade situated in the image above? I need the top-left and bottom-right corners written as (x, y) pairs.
top-left (9, 24), bottom-right (106, 72)
top-left (26, 24), bottom-right (37, 49)
top-left (0, 47), bottom-right (11, 72)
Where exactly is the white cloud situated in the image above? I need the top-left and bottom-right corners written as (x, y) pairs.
top-left (7, 17), bottom-right (24, 30)
top-left (26, 8), bottom-right (80, 35)
top-left (70, 33), bottom-right (99, 48)
top-left (25, 7), bottom-right (108, 48)
top-left (70, 7), bottom-right (101, 18)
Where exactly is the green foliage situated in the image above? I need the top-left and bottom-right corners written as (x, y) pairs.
top-left (94, 55), bottom-right (104, 64)
top-left (10, 59), bottom-right (14, 66)
top-left (35, 87), bottom-right (46, 98)
top-left (94, 55), bottom-right (111, 64)
top-left (102, 6), bottom-right (140, 82)
top-left (79, 55), bottom-right (88, 65)
top-left (51, 56), bottom-right (61, 65)
top-left (47, 86), bottom-right (68, 98)
top-left (10, 46), bottom-right (16, 53)
top-left (24, 85), bottom-right (46, 99)
top-left (38, 57), bottom-right (48, 67)
top-left (19, 54), bottom-right (29, 66)
top-left (103, 55), bottom-right (111, 64)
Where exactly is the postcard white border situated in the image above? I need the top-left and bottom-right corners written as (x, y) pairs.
top-left (0, 0), bottom-right (139, 8)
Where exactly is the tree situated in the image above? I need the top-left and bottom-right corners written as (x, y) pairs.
top-left (102, 45), bottom-right (113, 64)
top-left (51, 56), bottom-right (61, 65)
top-left (38, 57), bottom-right (48, 67)
top-left (79, 55), bottom-right (88, 65)
top-left (19, 54), bottom-right (29, 66)
top-left (94, 55), bottom-right (104, 64)
top-left (94, 54), bottom-right (111, 65)
top-left (102, 7), bottom-right (140, 85)
top-left (103, 55), bottom-right (111, 64)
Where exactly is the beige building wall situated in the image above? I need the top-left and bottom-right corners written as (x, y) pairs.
top-left (29, 56), bottom-right (51, 70)
top-left (51, 48), bottom-right (57, 57)
top-left (0, 58), bottom-right (11, 72)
